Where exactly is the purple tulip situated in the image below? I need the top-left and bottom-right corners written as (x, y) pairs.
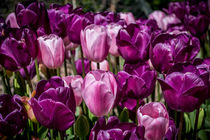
top-left (106, 23), bottom-right (123, 56)
top-left (158, 63), bottom-right (208, 112)
top-left (0, 94), bottom-right (27, 136)
top-left (81, 24), bottom-right (111, 62)
top-left (15, 1), bottom-right (49, 31)
top-left (75, 58), bottom-right (90, 75)
top-left (82, 70), bottom-right (117, 117)
top-left (62, 75), bottom-right (83, 106)
top-left (5, 12), bottom-right (19, 28)
top-left (167, 2), bottom-right (188, 19)
top-left (37, 34), bottom-right (65, 69)
top-left (150, 32), bottom-right (200, 73)
top-left (0, 28), bottom-right (38, 71)
top-left (116, 24), bottom-right (150, 63)
top-left (67, 13), bottom-right (92, 44)
top-left (116, 62), bottom-right (156, 99)
top-left (19, 61), bottom-right (36, 80)
top-left (163, 119), bottom-right (178, 140)
top-left (119, 12), bottom-right (136, 25)
top-left (90, 116), bottom-right (145, 140)
top-left (137, 102), bottom-right (169, 140)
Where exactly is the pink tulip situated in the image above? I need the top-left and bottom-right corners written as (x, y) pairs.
top-left (106, 23), bottom-right (122, 56)
top-left (120, 12), bottom-right (136, 25)
top-left (91, 60), bottom-right (109, 71)
top-left (6, 12), bottom-right (19, 28)
top-left (37, 34), bottom-right (65, 69)
top-left (82, 70), bottom-right (117, 117)
top-left (62, 75), bottom-right (83, 106)
top-left (137, 102), bottom-right (169, 140)
top-left (80, 24), bottom-right (111, 62)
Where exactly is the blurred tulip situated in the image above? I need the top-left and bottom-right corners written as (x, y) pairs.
top-left (0, 28), bottom-right (38, 71)
top-left (137, 102), bottom-right (169, 140)
top-left (19, 61), bottom-right (36, 80)
top-left (0, 94), bottom-right (27, 136)
top-left (159, 63), bottom-right (209, 112)
top-left (120, 12), bottom-right (136, 25)
top-left (90, 116), bottom-right (145, 140)
top-left (62, 75), bottom-right (83, 106)
top-left (106, 23), bottom-right (122, 56)
top-left (5, 12), bottom-right (19, 28)
top-left (91, 60), bottom-right (109, 71)
top-left (150, 32), bottom-right (200, 73)
top-left (116, 24), bottom-right (150, 63)
top-left (163, 119), bottom-right (178, 140)
top-left (82, 70), bottom-right (117, 117)
top-left (75, 58), bottom-right (90, 75)
top-left (168, 2), bottom-right (188, 19)
top-left (116, 62), bottom-right (156, 99)
top-left (37, 34), bottom-right (65, 69)
top-left (81, 24), bottom-right (111, 62)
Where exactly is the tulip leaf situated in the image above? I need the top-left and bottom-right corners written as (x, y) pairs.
top-left (74, 115), bottom-right (90, 138)
top-left (197, 108), bottom-right (204, 130)
top-left (184, 113), bottom-right (191, 133)
top-left (119, 107), bottom-right (129, 122)
top-left (198, 130), bottom-right (209, 140)
top-left (14, 72), bottom-right (26, 96)
top-left (38, 126), bottom-right (48, 139)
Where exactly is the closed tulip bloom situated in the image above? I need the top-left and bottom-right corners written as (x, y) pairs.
top-left (62, 75), bottom-right (83, 106)
top-left (91, 60), bottom-right (109, 71)
top-left (159, 63), bottom-right (209, 112)
top-left (82, 70), bottom-right (117, 117)
top-left (37, 34), bottom-right (65, 69)
top-left (0, 94), bottom-right (27, 136)
top-left (75, 58), bottom-right (90, 75)
top-left (163, 119), bottom-right (178, 140)
top-left (116, 24), bottom-right (150, 63)
top-left (19, 61), bottom-right (36, 80)
top-left (80, 24), bottom-right (111, 62)
top-left (0, 28), bottom-right (38, 71)
top-left (120, 12), bottom-right (136, 25)
top-left (150, 32), bottom-right (200, 73)
top-left (5, 12), bottom-right (19, 28)
top-left (106, 23), bottom-right (122, 56)
top-left (137, 102), bottom-right (169, 140)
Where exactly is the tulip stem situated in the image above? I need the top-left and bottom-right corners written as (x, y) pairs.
top-left (71, 55), bottom-right (77, 75)
top-left (64, 59), bottom-right (68, 76)
top-left (114, 56), bottom-right (118, 74)
top-left (50, 129), bottom-right (54, 140)
top-left (23, 67), bottom-right (33, 96)
top-left (35, 59), bottom-right (40, 81)
top-left (80, 46), bottom-right (85, 77)
top-left (97, 62), bottom-right (100, 69)
top-left (59, 131), bottom-right (65, 140)
top-left (119, 56), bottom-right (124, 71)
top-left (193, 108), bottom-right (200, 140)
top-left (57, 68), bottom-right (61, 77)
top-left (0, 70), bottom-right (11, 95)
top-left (178, 112), bottom-right (184, 140)
top-left (107, 55), bottom-right (113, 72)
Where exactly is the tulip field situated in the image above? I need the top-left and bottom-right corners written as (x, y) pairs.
top-left (0, 0), bottom-right (210, 139)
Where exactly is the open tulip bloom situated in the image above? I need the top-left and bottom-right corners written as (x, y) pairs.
top-left (1, 0), bottom-right (210, 140)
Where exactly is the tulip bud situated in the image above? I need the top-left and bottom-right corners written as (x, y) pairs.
top-left (37, 34), bottom-right (65, 69)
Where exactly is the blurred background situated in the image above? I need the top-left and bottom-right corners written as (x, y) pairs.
top-left (0, 0), bottom-right (183, 18)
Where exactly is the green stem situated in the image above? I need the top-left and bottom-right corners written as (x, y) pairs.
top-left (57, 68), bottom-right (61, 77)
top-left (0, 70), bottom-right (10, 95)
top-left (23, 67), bottom-right (33, 95)
top-left (114, 56), bottom-right (118, 74)
top-left (178, 112), bottom-right (184, 140)
top-left (107, 55), bottom-right (113, 72)
top-left (193, 109), bottom-right (200, 140)
top-left (35, 59), bottom-right (40, 81)
top-left (59, 131), bottom-right (65, 140)
top-left (119, 56), bottom-right (124, 71)
top-left (64, 59), bottom-right (68, 76)
top-left (71, 55), bottom-right (77, 75)
top-left (80, 46), bottom-right (85, 78)
top-left (50, 129), bottom-right (54, 140)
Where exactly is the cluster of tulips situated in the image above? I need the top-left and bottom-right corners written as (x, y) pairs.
top-left (0, 0), bottom-right (210, 139)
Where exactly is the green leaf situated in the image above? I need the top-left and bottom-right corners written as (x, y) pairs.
top-left (184, 113), bottom-right (191, 133)
top-left (198, 130), bottom-right (209, 140)
top-left (119, 108), bottom-right (129, 122)
top-left (197, 108), bottom-right (205, 130)
top-left (74, 115), bottom-right (90, 138)
top-left (38, 126), bottom-right (48, 140)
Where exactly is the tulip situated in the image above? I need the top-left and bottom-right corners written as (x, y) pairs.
top-left (159, 63), bottom-right (209, 112)
top-left (80, 24), bottom-right (111, 62)
top-left (91, 60), bottom-right (109, 71)
top-left (30, 86), bottom-right (76, 131)
top-left (62, 75), bottom-right (83, 106)
top-left (5, 12), bottom-right (19, 28)
top-left (0, 28), bottom-right (38, 71)
top-left (116, 24), bottom-right (150, 63)
top-left (137, 102), bottom-right (169, 140)
top-left (163, 119), bottom-right (178, 140)
top-left (82, 70), bottom-right (117, 117)
top-left (150, 32), bottom-right (200, 73)
top-left (0, 94), bottom-right (27, 136)
top-left (90, 116), bottom-right (145, 140)
top-left (75, 58), bottom-right (90, 75)
top-left (116, 62), bottom-right (156, 99)
top-left (15, 1), bottom-right (49, 31)
top-left (19, 61), bottom-right (36, 80)
top-left (119, 12), bottom-right (136, 25)
top-left (168, 2), bottom-right (188, 19)
top-left (106, 23), bottom-right (122, 56)
top-left (37, 34), bottom-right (65, 69)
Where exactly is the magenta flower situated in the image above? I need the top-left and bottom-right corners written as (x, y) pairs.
top-left (37, 34), bottom-right (65, 69)
top-left (137, 102), bottom-right (169, 140)
top-left (82, 70), bottom-right (117, 117)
